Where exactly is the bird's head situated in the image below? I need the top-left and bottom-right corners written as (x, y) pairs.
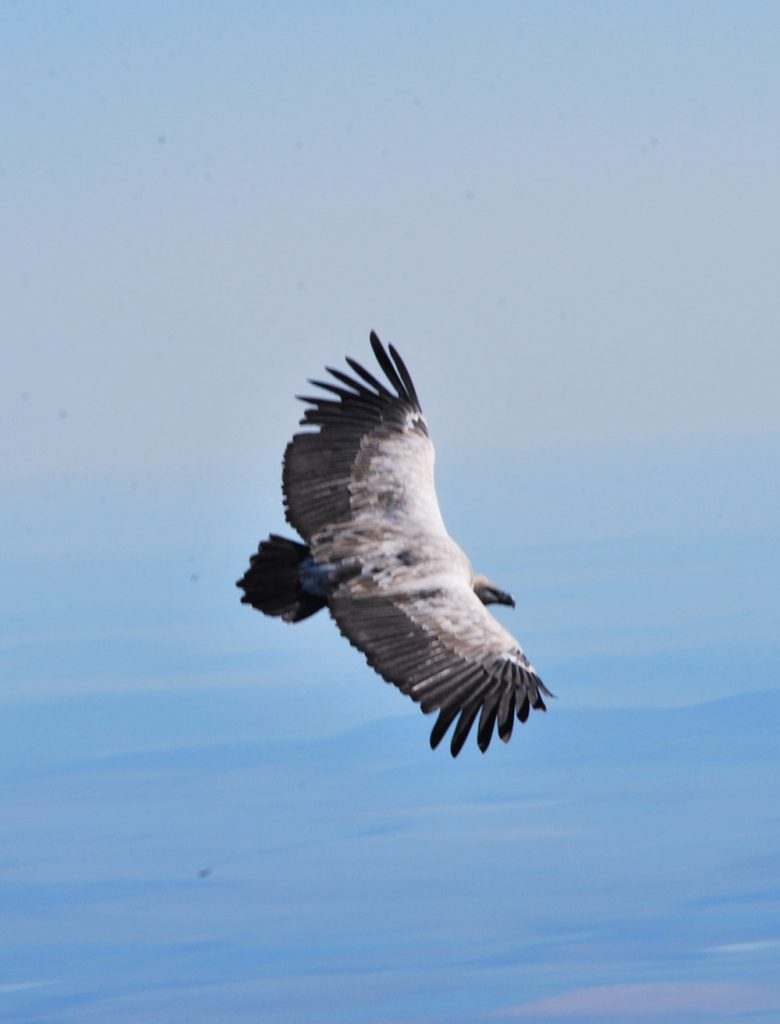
top-left (473, 574), bottom-right (515, 608)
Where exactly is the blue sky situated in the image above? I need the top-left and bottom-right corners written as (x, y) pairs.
top-left (3, 2), bottom-right (780, 478)
top-left (2, 3), bottom-right (780, 1021)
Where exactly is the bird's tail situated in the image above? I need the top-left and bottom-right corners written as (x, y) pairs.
top-left (237, 534), bottom-right (326, 623)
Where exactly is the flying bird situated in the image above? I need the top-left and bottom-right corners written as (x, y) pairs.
top-left (237, 332), bottom-right (551, 756)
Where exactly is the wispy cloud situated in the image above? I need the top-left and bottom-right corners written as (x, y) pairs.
top-left (0, 980), bottom-right (54, 994)
top-left (705, 938), bottom-right (780, 956)
top-left (495, 981), bottom-right (780, 1018)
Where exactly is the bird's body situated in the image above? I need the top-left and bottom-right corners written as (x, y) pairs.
top-left (238, 333), bottom-right (551, 755)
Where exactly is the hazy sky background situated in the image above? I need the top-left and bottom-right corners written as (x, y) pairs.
top-left (3, 0), bottom-right (780, 481)
top-left (2, 3), bottom-right (779, 1022)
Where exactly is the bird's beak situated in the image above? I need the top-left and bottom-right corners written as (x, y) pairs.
top-left (474, 578), bottom-right (516, 608)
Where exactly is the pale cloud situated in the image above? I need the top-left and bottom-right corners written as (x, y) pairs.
top-left (0, 981), bottom-right (54, 994)
top-left (705, 938), bottom-right (780, 956)
top-left (496, 981), bottom-right (780, 1018)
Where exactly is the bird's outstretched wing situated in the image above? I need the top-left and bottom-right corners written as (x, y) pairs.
top-left (283, 331), bottom-right (441, 541)
top-left (283, 332), bottom-right (550, 755)
top-left (329, 577), bottom-right (550, 756)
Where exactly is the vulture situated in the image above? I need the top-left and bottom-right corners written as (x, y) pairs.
top-left (237, 332), bottom-right (551, 756)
